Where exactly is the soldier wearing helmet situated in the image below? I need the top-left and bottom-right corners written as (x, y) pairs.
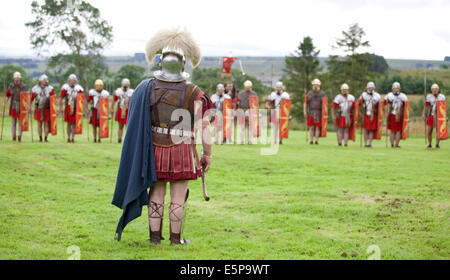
top-left (112, 28), bottom-right (213, 245)
top-left (304, 79), bottom-right (326, 145)
top-left (266, 81), bottom-right (290, 144)
top-left (331, 83), bottom-right (356, 146)
top-left (357, 82), bottom-right (381, 147)
top-left (112, 78), bottom-right (134, 143)
top-left (4, 72), bottom-right (28, 142)
top-left (384, 82), bottom-right (408, 148)
top-left (31, 74), bottom-right (55, 142)
top-left (423, 83), bottom-right (446, 148)
top-left (60, 74), bottom-right (84, 143)
top-left (211, 83), bottom-right (231, 144)
top-left (88, 79), bottom-right (110, 143)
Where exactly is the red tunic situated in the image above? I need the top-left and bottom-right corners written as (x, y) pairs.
top-left (114, 96), bottom-right (129, 125)
top-left (31, 90), bottom-right (55, 122)
top-left (384, 100), bottom-right (403, 131)
top-left (333, 102), bottom-right (354, 128)
top-left (153, 90), bottom-right (212, 182)
top-left (425, 102), bottom-right (435, 127)
top-left (87, 96), bottom-right (100, 127)
top-left (6, 89), bottom-right (20, 119)
top-left (60, 89), bottom-right (79, 124)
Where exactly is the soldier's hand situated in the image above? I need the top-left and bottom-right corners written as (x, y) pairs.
top-left (201, 155), bottom-right (212, 173)
top-left (422, 114), bottom-right (426, 122)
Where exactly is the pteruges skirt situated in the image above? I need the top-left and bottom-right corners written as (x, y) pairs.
top-left (153, 142), bottom-right (202, 182)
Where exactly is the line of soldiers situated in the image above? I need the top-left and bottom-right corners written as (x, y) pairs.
top-left (2, 72), bottom-right (134, 143)
top-left (303, 79), bottom-right (447, 148)
top-left (2, 72), bottom-right (447, 148)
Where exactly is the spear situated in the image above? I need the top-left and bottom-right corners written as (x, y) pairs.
top-left (424, 68), bottom-right (427, 146)
top-left (30, 92), bottom-right (34, 142)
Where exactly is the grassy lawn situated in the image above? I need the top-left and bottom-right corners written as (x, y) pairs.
top-left (0, 116), bottom-right (448, 260)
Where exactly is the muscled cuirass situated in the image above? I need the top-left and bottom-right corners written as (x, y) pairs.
top-left (9, 83), bottom-right (27, 113)
top-left (150, 80), bottom-right (201, 147)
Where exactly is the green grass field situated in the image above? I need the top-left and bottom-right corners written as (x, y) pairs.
top-left (0, 116), bottom-right (448, 260)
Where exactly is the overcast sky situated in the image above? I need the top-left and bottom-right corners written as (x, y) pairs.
top-left (1, 0), bottom-right (449, 60)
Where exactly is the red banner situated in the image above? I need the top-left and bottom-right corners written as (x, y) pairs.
top-left (280, 99), bottom-right (291, 139)
top-left (437, 100), bottom-right (448, 140)
top-left (320, 97), bottom-right (328, 138)
top-left (50, 95), bottom-right (57, 136)
top-left (350, 102), bottom-right (359, 142)
top-left (221, 57), bottom-right (236, 77)
top-left (401, 101), bottom-right (410, 140)
top-left (223, 98), bottom-right (233, 139)
top-left (249, 96), bottom-right (260, 137)
top-left (76, 93), bottom-right (84, 135)
top-left (375, 101), bottom-right (384, 140)
top-left (99, 98), bottom-right (109, 138)
top-left (20, 92), bottom-right (29, 132)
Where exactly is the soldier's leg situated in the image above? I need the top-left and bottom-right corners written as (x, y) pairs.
top-left (315, 126), bottom-right (320, 144)
top-left (343, 128), bottom-right (349, 146)
top-left (395, 131), bottom-right (401, 147)
top-left (118, 123), bottom-right (124, 143)
top-left (148, 181), bottom-right (167, 244)
top-left (169, 180), bottom-right (190, 244)
top-left (44, 121), bottom-right (49, 140)
top-left (37, 121), bottom-right (43, 140)
top-left (427, 125), bottom-right (433, 147)
top-left (364, 129), bottom-right (368, 146)
top-left (390, 131), bottom-right (395, 147)
top-left (11, 117), bottom-right (17, 140)
top-left (67, 122), bottom-right (71, 142)
top-left (337, 127), bottom-right (343, 145)
top-left (309, 127), bottom-right (314, 144)
top-left (368, 131), bottom-right (374, 147)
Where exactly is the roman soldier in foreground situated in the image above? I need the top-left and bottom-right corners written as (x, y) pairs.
top-left (211, 83), bottom-right (231, 144)
top-left (331, 83), bottom-right (355, 147)
top-left (384, 82), bottom-right (408, 148)
top-left (358, 82), bottom-right (381, 147)
top-left (60, 74), bottom-right (84, 143)
top-left (88, 79), bottom-right (110, 143)
top-left (4, 72), bottom-right (28, 142)
top-left (266, 81), bottom-right (290, 144)
top-left (31, 75), bottom-right (55, 142)
top-left (112, 79), bottom-right (134, 143)
top-left (112, 28), bottom-right (213, 245)
top-left (423, 83), bottom-right (446, 148)
top-left (237, 80), bottom-right (257, 144)
top-left (304, 79), bottom-right (326, 145)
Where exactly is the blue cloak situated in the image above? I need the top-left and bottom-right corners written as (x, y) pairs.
top-left (111, 78), bottom-right (157, 241)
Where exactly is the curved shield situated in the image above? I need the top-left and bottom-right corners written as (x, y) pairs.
top-left (50, 95), bottom-right (57, 136)
top-left (375, 101), bottom-right (384, 140)
top-left (320, 97), bottom-right (328, 138)
top-left (249, 96), bottom-right (260, 137)
top-left (437, 100), bottom-right (448, 140)
top-left (349, 102), bottom-right (359, 142)
top-left (401, 101), bottom-right (410, 140)
top-left (76, 93), bottom-right (84, 135)
top-left (280, 99), bottom-right (291, 139)
top-left (20, 92), bottom-right (29, 132)
top-left (223, 98), bottom-right (233, 139)
top-left (100, 97), bottom-right (109, 138)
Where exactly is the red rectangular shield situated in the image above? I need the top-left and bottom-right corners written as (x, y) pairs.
top-left (280, 99), bottom-right (291, 139)
top-left (20, 92), bottom-right (29, 132)
top-left (76, 93), bottom-right (84, 135)
top-left (401, 101), bottom-right (410, 140)
top-left (375, 101), bottom-right (384, 140)
top-left (99, 97), bottom-right (109, 138)
top-left (349, 102), bottom-right (359, 142)
top-left (437, 100), bottom-right (448, 140)
top-left (320, 97), bottom-right (328, 138)
top-left (50, 95), bottom-right (57, 136)
top-left (249, 96), bottom-right (260, 137)
top-left (221, 57), bottom-right (236, 77)
top-left (223, 98), bottom-right (233, 139)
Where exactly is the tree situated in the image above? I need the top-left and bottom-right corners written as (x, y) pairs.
top-left (25, 0), bottom-right (113, 90)
top-left (327, 23), bottom-right (374, 95)
top-left (283, 36), bottom-right (322, 120)
top-left (114, 65), bottom-right (147, 89)
top-left (0, 65), bottom-right (30, 90)
top-left (366, 53), bottom-right (389, 75)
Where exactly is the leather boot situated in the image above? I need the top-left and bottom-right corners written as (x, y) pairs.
top-left (170, 232), bottom-right (190, 245)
